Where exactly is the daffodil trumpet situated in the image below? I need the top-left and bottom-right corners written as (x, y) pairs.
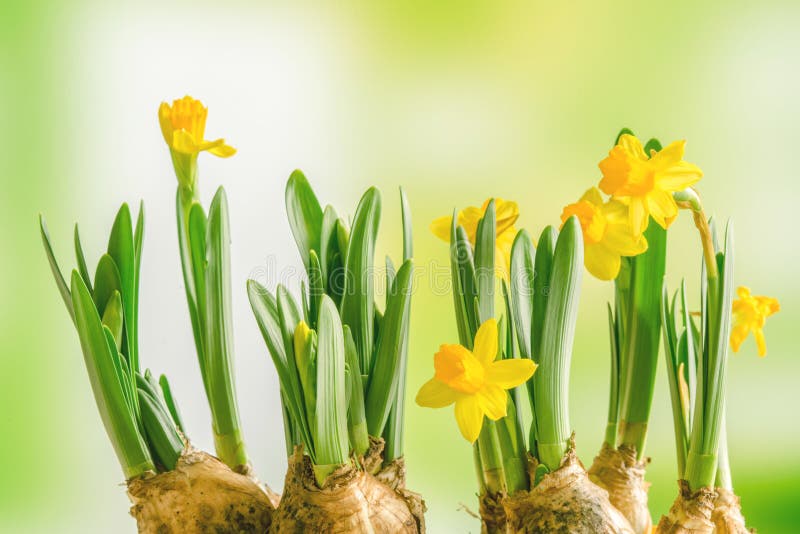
top-left (40, 205), bottom-right (273, 533)
top-left (247, 172), bottom-right (425, 532)
top-left (420, 199), bottom-right (633, 533)
top-left (160, 96), bottom-right (256, 478)
top-left (657, 220), bottom-right (737, 533)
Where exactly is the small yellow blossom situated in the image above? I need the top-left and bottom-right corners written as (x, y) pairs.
top-left (730, 286), bottom-right (780, 357)
top-left (416, 319), bottom-right (536, 442)
top-left (560, 187), bottom-right (648, 280)
top-left (431, 198), bottom-right (519, 278)
top-left (159, 96), bottom-right (236, 157)
top-left (598, 134), bottom-right (703, 235)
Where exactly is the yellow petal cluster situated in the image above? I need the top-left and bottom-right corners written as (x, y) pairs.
top-left (158, 96), bottom-right (236, 158)
top-left (431, 198), bottom-right (519, 278)
top-left (730, 286), bottom-right (780, 357)
top-left (598, 134), bottom-right (703, 234)
top-left (561, 187), bottom-right (647, 280)
top-left (416, 319), bottom-right (536, 442)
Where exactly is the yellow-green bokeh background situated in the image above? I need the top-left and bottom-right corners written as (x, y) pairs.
top-left (2, 1), bottom-right (798, 532)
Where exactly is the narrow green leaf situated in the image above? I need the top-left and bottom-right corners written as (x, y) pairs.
top-left (400, 187), bottom-right (413, 261)
top-left (39, 215), bottom-right (74, 322)
top-left (308, 251), bottom-right (324, 328)
top-left (319, 205), bottom-right (339, 284)
top-left (92, 254), bottom-right (122, 319)
top-left (315, 295), bottom-right (349, 469)
top-left (510, 229), bottom-right (536, 358)
top-left (138, 387), bottom-right (184, 471)
top-left (340, 187), bottom-right (381, 375)
top-left (101, 290), bottom-right (124, 351)
top-left (133, 202), bottom-right (144, 362)
top-left (344, 325), bottom-right (369, 456)
top-left (159, 375), bottom-right (185, 433)
top-left (247, 280), bottom-right (314, 459)
top-left (454, 223), bottom-right (479, 344)
top-left (107, 203), bottom-right (138, 372)
top-left (286, 169), bottom-right (324, 269)
top-left (474, 200), bottom-right (495, 324)
top-left (74, 224), bottom-right (93, 293)
top-left (615, 128), bottom-right (634, 144)
top-left (188, 202), bottom-right (208, 371)
top-left (365, 259), bottom-right (414, 437)
top-left (70, 270), bottom-right (152, 478)
top-left (532, 226), bottom-right (557, 365)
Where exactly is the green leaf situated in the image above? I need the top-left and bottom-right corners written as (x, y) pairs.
top-left (204, 187), bottom-right (242, 445)
top-left (101, 290), bottom-right (124, 351)
top-left (247, 280), bottom-right (314, 459)
top-left (74, 224), bottom-right (93, 293)
top-left (70, 270), bottom-right (152, 478)
top-left (308, 251), bottom-right (325, 328)
top-left (39, 215), bottom-right (74, 323)
top-left (510, 229), bottom-right (536, 358)
top-left (319, 205), bottom-right (339, 284)
top-left (133, 201), bottom-right (144, 360)
top-left (400, 187), bottom-right (413, 261)
top-left (615, 128), bottom-right (634, 145)
top-left (92, 254), bottom-right (122, 319)
top-left (452, 221), bottom-right (479, 345)
top-left (365, 259), bottom-right (414, 437)
top-left (138, 387), bottom-right (184, 471)
top-left (474, 200), bottom-right (495, 324)
top-left (343, 325), bottom-right (369, 456)
top-left (315, 295), bottom-right (349, 470)
top-left (340, 187), bottom-right (381, 375)
top-left (158, 374), bottom-right (185, 433)
top-left (534, 216), bottom-right (583, 470)
top-left (286, 169), bottom-right (324, 269)
top-left (188, 202), bottom-right (208, 372)
top-left (644, 138), bottom-right (663, 154)
top-left (107, 203), bottom-right (138, 372)
top-left (532, 226), bottom-right (557, 365)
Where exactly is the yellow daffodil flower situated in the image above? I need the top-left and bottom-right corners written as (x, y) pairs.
top-left (416, 319), bottom-right (536, 442)
top-left (431, 198), bottom-right (519, 278)
top-left (159, 96), bottom-right (235, 190)
top-left (560, 187), bottom-right (648, 280)
top-left (730, 286), bottom-right (780, 357)
top-left (598, 134), bottom-right (703, 235)
top-left (159, 96), bottom-right (236, 157)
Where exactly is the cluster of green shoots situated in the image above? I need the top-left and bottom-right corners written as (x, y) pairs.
top-left (662, 215), bottom-right (735, 492)
top-left (448, 200), bottom-right (584, 495)
top-left (247, 171), bottom-right (413, 485)
top-left (40, 204), bottom-right (185, 479)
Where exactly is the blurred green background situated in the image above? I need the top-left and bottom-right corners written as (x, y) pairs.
top-left (2, 1), bottom-right (798, 532)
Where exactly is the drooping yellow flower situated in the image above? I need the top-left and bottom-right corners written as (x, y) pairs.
top-left (598, 134), bottom-right (703, 235)
top-left (416, 319), bottom-right (536, 442)
top-left (730, 286), bottom-right (780, 357)
top-left (431, 198), bottom-right (519, 278)
top-left (159, 96), bottom-right (236, 157)
top-left (560, 187), bottom-right (648, 280)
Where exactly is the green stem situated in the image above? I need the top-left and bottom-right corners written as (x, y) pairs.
top-left (478, 420), bottom-right (507, 495)
top-left (716, 415), bottom-right (732, 491)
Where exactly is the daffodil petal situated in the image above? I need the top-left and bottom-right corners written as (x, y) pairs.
top-left (416, 378), bottom-right (460, 408)
top-left (730, 324), bottom-right (748, 352)
top-left (754, 329), bottom-right (767, 357)
top-left (580, 187), bottom-right (605, 205)
top-left (430, 215), bottom-right (453, 242)
top-left (473, 319), bottom-right (498, 365)
top-left (618, 134), bottom-right (648, 161)
top-left (604, 222), bottom-right (648, 256)
top-left (486, 358), bottom-right (536, 388)
top-left (455, 396), bottom-right (484, 443)
top-left (477, 384), bottom-right (508, 420)
top-left (172, 129), bottom-right (200, 154)
top-left (585, 243), bottom-right (622, 281)
top-left (494, 199), bottom-right (520, 234)
top-left (628, 197), bottom-right (648, 235)
top-left (158, 102), bottom-right (174, 145)
top-left (651, 139), bottom-right (686, 167)
top-left (647, 190), bottom-right (678, 229)
top-left (208, 143), bottom-right (237, 158)
top-left (655, 161), bottom-right (703, 191)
